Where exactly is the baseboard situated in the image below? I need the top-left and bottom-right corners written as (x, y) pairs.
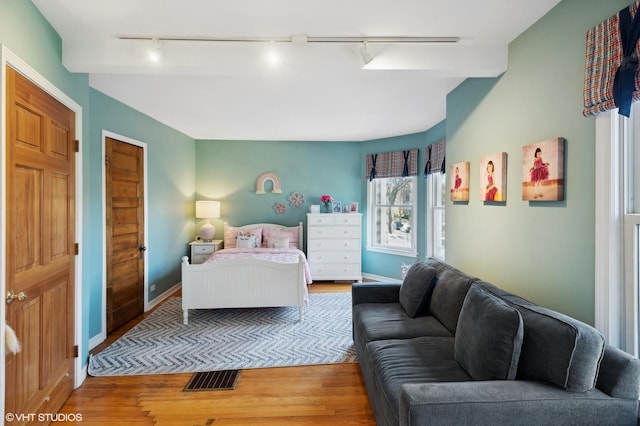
top-left (88, 282), bottom-right (181, 351)
top-left (75, 363), bottom-right (88, 389)
top-left (362, 273), bottom-right (402, 283)
top-left (88, 331), bottom-right (107, 351)
top-left (147, 282), bottom-right (182, 311)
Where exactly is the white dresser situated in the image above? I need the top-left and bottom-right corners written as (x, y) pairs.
top-left (306, 213), bottom-right (362, 282)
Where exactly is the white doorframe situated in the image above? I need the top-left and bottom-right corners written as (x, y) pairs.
top-left (0, 45), bottom-right (85, 418)
top-left (92, 130), bottom-right (149, 348)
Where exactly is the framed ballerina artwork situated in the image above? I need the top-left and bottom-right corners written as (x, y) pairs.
top-left (480, 152), bottom-right (508, 202)
top-left (522, 137), bottom-right (565, 201)
top-left (450, 161), bottom-right (470, 201)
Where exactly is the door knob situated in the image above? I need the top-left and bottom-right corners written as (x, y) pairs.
top-left (139, 245), bottom-right (147, 259)
top-left (6, 290), bottom-right (27, 305)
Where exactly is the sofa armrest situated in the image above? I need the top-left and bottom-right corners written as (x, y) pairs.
top-left (352, 282), bottom-right (401, 306)
top-left (597, 344), bottom-right (640, 399)
top-left (399, 381), bottom-right (637, 426)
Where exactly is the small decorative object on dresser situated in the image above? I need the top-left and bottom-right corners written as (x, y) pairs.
top-left (320, 195), bottom-right (333, 213)
top-left (189, 240), bottom-right (223, 264)
top-left (306, 213), bottom-right (362, 282)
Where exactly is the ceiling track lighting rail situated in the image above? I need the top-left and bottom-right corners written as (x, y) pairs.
top-left (119, 35), bottom-right (460, 44)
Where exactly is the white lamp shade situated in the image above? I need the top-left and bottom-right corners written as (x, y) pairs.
top-left (196, 200), bottom-right (220, 219)
top-left (196, 200), bottom-right (220, 241)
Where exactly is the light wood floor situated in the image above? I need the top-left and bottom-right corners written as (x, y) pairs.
top-left (58, 283), bottom-right (375, 425)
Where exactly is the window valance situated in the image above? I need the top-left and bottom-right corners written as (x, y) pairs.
top-left (365, 149), bottom-right (418, 181)
top-left (424, 138), bottom-right (446, 175)
top-left (584, 1), bottom-right (640, 117)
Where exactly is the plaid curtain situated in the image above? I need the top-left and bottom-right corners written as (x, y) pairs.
top-left (423, 138), bottom-right (446, 175)
top-left (583, 1), bottom-right (640, 117)
top-left (365, 149), bottom-right (418, 181)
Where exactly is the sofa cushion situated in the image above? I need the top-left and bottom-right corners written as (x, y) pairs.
top-left (516, 305), bottom-right (605, 392)
top-left (474, 281), bottom-right (606, 392)
top-left (454, 284), bottom-right (524, 380)
top-left (399, 262), bottom-right (437, 317)
top-left (363, 336), bottom-right (471, 426)
top-left (353, 303), bottom-right (453, 353)
top-left (425, 258), bottom-right (476, 334)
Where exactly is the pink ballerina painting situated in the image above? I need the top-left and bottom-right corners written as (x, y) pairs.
top-left (522, 138), bottom-right (565, 201)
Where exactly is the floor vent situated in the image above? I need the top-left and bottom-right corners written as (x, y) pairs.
top-left (183, 370), bottom-right (241, 391)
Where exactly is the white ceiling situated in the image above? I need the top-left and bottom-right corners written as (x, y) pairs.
top-left (32, 0), bottom-right (561, 141)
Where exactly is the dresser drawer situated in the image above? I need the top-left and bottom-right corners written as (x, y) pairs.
top-left (309, 263), bottom-right (361, 278)
top-left (308, 251), bottom-right (360, 264)
top-left (308, 226), bottom-right (360, 239)
top-left (308, 214), bottom-right (361, 226)
top-left (308, 215), bottom-right (336, 226)
top-left (191, 253), bottom-right (212, 264)
top-left (192, 245), bottom-right (215, 255)
top-left (308, 239), bottom-right (360, 251)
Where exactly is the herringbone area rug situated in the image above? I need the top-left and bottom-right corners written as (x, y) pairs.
top-left (88, 292), bottom-right (357, 376)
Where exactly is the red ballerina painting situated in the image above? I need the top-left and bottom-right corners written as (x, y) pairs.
top-left (480, 152), bottom-right (507, 202)
top-left (522, 138), bottom-right (565, 201)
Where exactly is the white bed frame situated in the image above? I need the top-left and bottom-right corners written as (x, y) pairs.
top-left (180, 222), bottom-right (306, 325)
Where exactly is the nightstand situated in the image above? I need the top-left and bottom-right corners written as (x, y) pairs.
top-left (189, 240), bottom-right (223, 264)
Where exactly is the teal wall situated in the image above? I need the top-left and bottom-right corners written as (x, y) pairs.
top-left (359, 121), bottom-right (446, 280)
top-left (445, 0), bottom-right (629, 324)
top-left (195, 128), bottom-right (445, 277)
top-left (0, 0), bottom-right (197, 364)
top-left (195, 139), bottom-right (361, 241)
top-left (89, 90), bottom-right (195, 335)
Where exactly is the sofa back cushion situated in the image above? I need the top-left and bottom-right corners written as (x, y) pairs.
top-left (425, 258), bottom-right (476, 334)
top-left (516, 305), bottom-right (605, 392)
top-left (399, 262), bottom-right (437, 318)
top-left (474, 281), bottom-right (605, 392)
top-left (454, 284), bottom-right (524, 380)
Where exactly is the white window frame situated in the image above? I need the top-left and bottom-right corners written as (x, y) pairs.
top-left (595, 109), bottom-right (639, 356)
top-left (366, 176), bottom-right (418, 257)
top-left (427, 172), bottom-right (445, 260)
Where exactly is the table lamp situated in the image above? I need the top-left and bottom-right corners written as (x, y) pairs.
top-left (195, 200), bottom-right (220, 241)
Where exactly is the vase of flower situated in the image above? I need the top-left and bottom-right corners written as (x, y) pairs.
top-left (321, 195), bottom-right (333, 213)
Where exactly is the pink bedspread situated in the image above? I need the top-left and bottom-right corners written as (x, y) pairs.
top-left (207, 247), bottom-right (313, 285)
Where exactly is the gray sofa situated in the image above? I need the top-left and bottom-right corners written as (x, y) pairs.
top-left (352, 257), bottom-right (640, 426)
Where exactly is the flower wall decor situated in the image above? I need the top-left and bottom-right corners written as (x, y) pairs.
top-left (288, 192), bottom-right (305, 208)
top-left (273, 202), bottom-right (286, 214)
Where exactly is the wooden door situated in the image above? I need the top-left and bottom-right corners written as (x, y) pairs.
top-left (105, 137), bottom-right (145, 333)
top-left (5, 66), bottom-right (76, 422)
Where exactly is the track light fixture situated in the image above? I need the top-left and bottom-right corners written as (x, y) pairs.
top-left (122, 35), bottom-right (459, 45)
top-left (147, 38), bottom-right (163, 63)
top-left (359, 41), bottom-right (374, 65)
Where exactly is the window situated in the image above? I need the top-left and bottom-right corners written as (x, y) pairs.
top-left (427, 172), bottom-right (446, 260)
top-left (595, 108), bottom-right (640, 356)
top-left (367, 176), bottom-right (417, 256)
top-left (624, 108), bottom-right (640, 356)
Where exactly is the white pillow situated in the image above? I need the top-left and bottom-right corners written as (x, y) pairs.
top-left (271, 237), bottom-right (290, 249)
top-left (236, 234), bottom-right (257, 248)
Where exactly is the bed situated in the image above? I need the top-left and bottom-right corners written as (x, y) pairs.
top-left (180, 222), bottom-right (312, 325)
